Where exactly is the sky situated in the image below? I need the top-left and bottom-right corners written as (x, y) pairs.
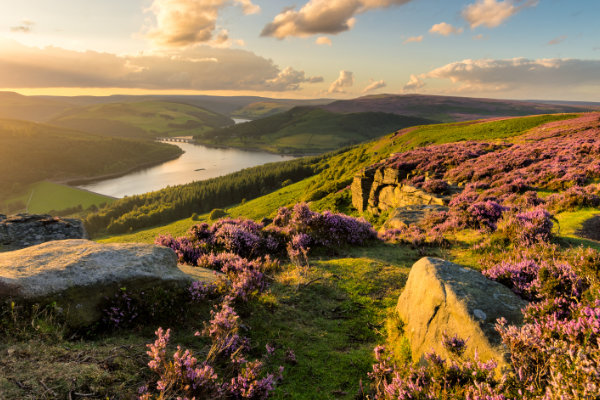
top-left (1, 0), bottom-right (599, 101)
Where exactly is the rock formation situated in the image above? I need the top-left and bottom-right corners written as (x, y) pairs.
top-left (351, 165), bottom-right (449, 215)
top-left (396, 257), bottom-right (528, 369)
top-left (0, 239), bottom-right (216, 327)
top-left (0, 214), bottom-right (87, 250)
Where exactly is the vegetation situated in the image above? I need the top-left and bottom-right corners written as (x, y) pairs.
top-left (2, 181), bottom-right (114, 215)
top-left (230, 101), bottom-right (295, 119)
top-left (50, 100), bottom-right (233, 139)
top-left (0, 118), bottom-right (182, 202)
top-left (196, 106), bottom-right (435, 153)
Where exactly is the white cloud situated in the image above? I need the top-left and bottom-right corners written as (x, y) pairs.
top-left (0, 39), bottom-right (321, 92)
top-left (10, 19), bottom-right (34, 33)
top-left (462, 0), bottom-right (537, 29)
top-left (402, 74), bottom-right (425, 92)
top-left (403, 35), bottom-right (423, 44)
top-left (403, 57), bottom-right (600, 95)
top-left (429, 22), bottom-right (463, 36)
top-left (146, 0), bottom-right (260, 47)
top-left (362, 79), bottom-right (386, 93)
top-left (316, 36), bottom-right (332, 46)
top-left (328, 70), bottom-right (354, 93)
top-left (261, 0), bottom-right (413, 39)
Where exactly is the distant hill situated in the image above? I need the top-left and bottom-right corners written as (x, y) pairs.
top-left (0, 91), bottom-right (75, 122)
top-left (0, 118), bottom-right (182, 201)
top-left (196, 106), bottom-right (435, 154)
top-left (230, 99), bottom-right (333, 120)
top-left (320, 94), bottom-right (595, 122)
top-left (49, 100), bottom-right (233, 139)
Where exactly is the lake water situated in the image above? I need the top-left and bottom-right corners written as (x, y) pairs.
top-left (78, 118), bottom-right (296, 198)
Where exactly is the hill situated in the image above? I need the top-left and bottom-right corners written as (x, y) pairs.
top-left (49, 100), bottom-right (233, 139)
top-left (0, 118), bottom-right (182, 202)
top-left (0, 91), bottom-right (75, 122)
top-left (320, 93), bottom-right (596, 122)
top-left (196, 107), bottom-right (435, 154)
top-left (42, 112), bottom-right (597, 400)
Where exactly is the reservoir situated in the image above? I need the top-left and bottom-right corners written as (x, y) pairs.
top-left (78, 118), bottom-right (295, 198)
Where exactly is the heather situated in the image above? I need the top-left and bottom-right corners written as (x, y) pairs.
top-left (5, 113), bottom-right (600, 399)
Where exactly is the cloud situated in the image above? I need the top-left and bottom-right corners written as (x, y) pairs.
top-left (548, 35), bottom-right (567, 45)
top-left (472, 33), bottom-right (486, 40)
top-left (462, 0), bottom-right (537, 29)
top-left (403, 35), bottom-right (423, 44)
top-left (328, 70), bottom-right (354, 93)
top-left (10, 19), bottom-right (34, 33)
top-left (362, 79), bottom-right (386, 93)
top-left (429, 22), bottom-right (463, 36)
top-left (146, 0), bottom-right (260, 47)
top-left (265, 66), bottom-right (324, 90)
top-left (0, 40), bottom-right (321, 92)
top-left (261, 0), bottom-right (413, 39)
top-left (316, 36), bottom-right (332, 46)
top-left (404, 58), bottom-right (600, 94)
top-left (402, 74), bottom-right (425, 92)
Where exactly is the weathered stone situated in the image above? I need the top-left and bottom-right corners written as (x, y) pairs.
top-left (351, 168), bottom-right (377, 213)
top-left (0, 239), bottom-right (216, 327)
top-left (396, 257), bottom-right (527, 369)
top-left (382, 205), bottom-right (448, 230)
top-left (351, 165), bottom-right (449, 215)
top-left (0, 214), bottom-right (87, 250)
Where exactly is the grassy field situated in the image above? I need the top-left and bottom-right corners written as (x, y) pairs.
top-left (231, 101), bottom-right (295, 120)
top-left (197, 107), bottom-right (435, 154)
top-left (50, 101), bottom-right (233, 139)
top-left (3, 181), bottom-right (114, 215)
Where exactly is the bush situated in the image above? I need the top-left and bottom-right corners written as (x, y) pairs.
top-left (209, 208), bottom-right (228, 220)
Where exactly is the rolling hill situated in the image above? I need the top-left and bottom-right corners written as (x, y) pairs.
top-left (0, 118), bottom-right (182, 203)
top-left (49, 100), bottom-right (234, 139)
top-left (320, 93), bottom-right (596, 122)
top-left (196, 107), bottom-right (435, 154)
top-left (0, 91), bottom-right (75, 122)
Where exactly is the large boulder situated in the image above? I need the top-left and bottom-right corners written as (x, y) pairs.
top-left (0, 239), bottom-right (216, 327)
top-left (381, 205), bottom-right (447, 231)
top-left (0, 214), bottom-right (87, 250)
top-left (397, 257), bottom-right (527, 368)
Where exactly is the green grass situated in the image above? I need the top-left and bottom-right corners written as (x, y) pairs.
top-left (554, 207), bottom-right (600, 250)
top-left (4, 181), bottom-right (114, 215)
top-left (197, 107), bottom-right (435, 154)
top-left (231, 102), bottom-right (294, 119)
top-left (50, 101), bottom-right (233, 139)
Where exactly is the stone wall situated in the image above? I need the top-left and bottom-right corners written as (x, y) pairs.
top-left (0, 214), bottom-right (87, 250)
top-left (351, 165), bottom-right (448, 214)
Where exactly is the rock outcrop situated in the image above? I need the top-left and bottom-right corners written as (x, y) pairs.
top-left (396, 257), bottom-right (527, 368)
top-left (381, 205), bottom-right (447, 231)
top-left (0, 214), bottom-right (87, 250)
top-left (351, 165), bottom-right (449, 215)
top-left (0, 239), bottom-right (216, 327)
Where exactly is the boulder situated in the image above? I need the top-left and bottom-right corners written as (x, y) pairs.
top-left (0, 214), bottom-right (87, 250)
top-left (0, 239), bottom-right (216, 327)
top-left (396, 257), bottom-right (527, 368)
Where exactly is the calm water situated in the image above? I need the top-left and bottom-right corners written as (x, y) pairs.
top-left (78, 120), bottom-right (295, 198)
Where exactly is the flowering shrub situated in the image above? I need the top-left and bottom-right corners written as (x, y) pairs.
top-left (505, 208), bottom-right (554, 246)
top-left (421, 179), bottom-right (450, 195)
top-left (140, 327), bottom-right (281, 400)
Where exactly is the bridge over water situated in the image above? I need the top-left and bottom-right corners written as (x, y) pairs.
top-left (156, 136), bottom-right (194, 143)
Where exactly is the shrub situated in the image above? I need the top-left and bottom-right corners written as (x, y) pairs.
top-left (209, 208), bottom-right (228, 220)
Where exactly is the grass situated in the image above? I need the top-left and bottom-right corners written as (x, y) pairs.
top-left (50, 101), bottom-right (233, 139)
top-left (554, 207), bottom-right (600, 250)
top-left (197, 107), bottom-right (434, 154)
top-left (231, 102), bottom-right (294, 120)
top-left (4, 181), bottom-right (114, 215)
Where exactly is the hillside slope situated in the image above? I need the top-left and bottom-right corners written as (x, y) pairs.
top-left (0, 91), bottom-right (75, 122)
top-left (0, 118), bottom-right (182, 201)
top-left (196, 107), bottom-right (435, 154)
top-left (321, 93), bottom-right (595, 122)
top-left (49, 101), bottom-right (233, 139)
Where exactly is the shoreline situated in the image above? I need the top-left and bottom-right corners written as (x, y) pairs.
top-left (60, 149), bottom-right (184, 186)
top-left (192, 139), bottom-right (320, 158)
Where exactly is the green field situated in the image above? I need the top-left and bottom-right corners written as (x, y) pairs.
top-left (231, 101), bottom-right (295, 119)
top-left (3, 181), bottom-right (114, 215)
top-left (198, 107), bottom-right (435, 153)
top-left (50, 100), bottom-right (233, 139)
